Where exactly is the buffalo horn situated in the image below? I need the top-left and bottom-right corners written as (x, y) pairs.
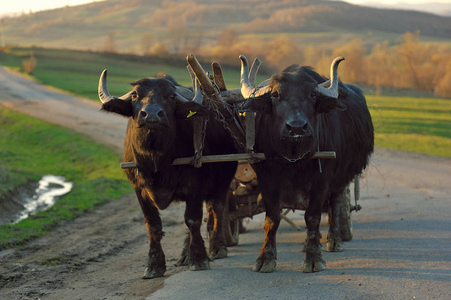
top-left (316, 56), bottom-right (345, 99)
top-left (98, 69), bottom-right (133, 103)
top-left (240, 55), bottom-right (271, 99)
top-left (187, 65), bottom-right (203, 105)
top-left (191, 76), bottom-right (203, 105)
top-left (173, 66), bottom-right (203, 104)
top-left (249, 57), bottom-right (261, 86)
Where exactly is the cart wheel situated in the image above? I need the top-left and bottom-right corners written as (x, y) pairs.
top-left (226, 218), bottom-right (240, 246)
top-left (339, 185), bottom-right (353, 241)
top-left (223, 191), bottom-right (239, 246)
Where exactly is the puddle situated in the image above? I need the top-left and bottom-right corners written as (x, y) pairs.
top-left (0, 175), bottom-right (73, 225)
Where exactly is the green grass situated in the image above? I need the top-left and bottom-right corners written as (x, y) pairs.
top-left (0, 107), bottom-right (132, 249)
top-left (0, 47), bottom-right (258, 100)
top-left (367, 96), bottom-right (451, 157)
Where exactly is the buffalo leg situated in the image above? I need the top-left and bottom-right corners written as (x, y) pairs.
top-left (205, 198), bottom-right (228, 260)
top-left (175, 232), bottom-right (190, 266)
top-left (326, 191), bottom-right (344, 252)
top-left (253, 189), bottom-right (280, 273)
top-left (185, 199), bottom-right (210, 271)
top-left (303, 186), bottom-right (327, 273)
top-left (136, 188), bottom-right (166, 279)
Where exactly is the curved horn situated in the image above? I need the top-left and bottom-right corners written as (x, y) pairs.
top-left (174, 65), bottom-right (203, 104)
top-left (187, 65), bottom-right (203, 104)
top-left (316, 56), bottom-right (345, 99)
top-left (240, 55), bottom-right (271, 99)
top-left (249, 57), bottom-right (261, 86)
top-left (192, 77), bottom-right (203, 104)
top-left (98, 70), bottom-right (133, 103)
top-left (98, 70), bottom-right (114, 104)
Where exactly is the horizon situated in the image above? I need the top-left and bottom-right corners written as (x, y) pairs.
top-left (1, 0), bottom-right (450, 16)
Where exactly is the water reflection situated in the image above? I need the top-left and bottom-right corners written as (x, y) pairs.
top-left (0, 175), bottom-right (73, 225)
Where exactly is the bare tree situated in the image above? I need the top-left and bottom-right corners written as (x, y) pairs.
top-left (104, 31), bottom-right (117, 53)
top-left (265, 35), bottom-right (302, 70)
top-left (140, 33), bottom-right (153, 55)
top-left (332, 39), bottom-right (366, 84)
top-left (396, 31), bottom-right (428, 90)
top-left (216, 29), bottom-right (237, 48)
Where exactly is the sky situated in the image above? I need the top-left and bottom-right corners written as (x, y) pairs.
top-left (1, 1), bottom-right (100, 15)
top-left (1, 0), bottom-right (450, 15)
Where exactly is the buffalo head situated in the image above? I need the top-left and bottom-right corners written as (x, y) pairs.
top-left (240, 56), bottom-right (346, 161)
top-left (98, 70), bottom-right (207, 155)
top-left (98, 69), bottom-right (206, 126)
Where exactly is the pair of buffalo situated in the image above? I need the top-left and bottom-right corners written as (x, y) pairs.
top-left (98, 55), bottom-right (374, 278)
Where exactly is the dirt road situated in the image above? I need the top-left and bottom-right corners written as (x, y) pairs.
top-left (0, 66), bottom-right (450, 299)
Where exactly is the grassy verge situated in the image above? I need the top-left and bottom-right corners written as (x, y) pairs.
top-left (0, 107), bottom-right (132, 249)
top-left (367, 96), bottom-right (451, 157)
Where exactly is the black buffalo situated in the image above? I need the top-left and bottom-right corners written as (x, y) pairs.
top-left (239, 56), bottom-right (374, 273)
top-left (98, 70), bottom-right (237, 278)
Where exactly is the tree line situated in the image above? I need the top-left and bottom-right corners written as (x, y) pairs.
top-left (135, 29), bottom-right (450, 98)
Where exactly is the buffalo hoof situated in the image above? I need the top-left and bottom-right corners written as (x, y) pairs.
top-left (252, 257), bottom-right (277, 273)
top-left (326, 239), bottom-right (344, 252)
top-left (210, 246), bottom-right (227, 260)
top-left (175, 255), bottom-right (189, 266)
top-left (189, 260), bottom-right (210, 271)
top-left (142, 267), bottom-right (166, 279)
top-left (302, 258), bottom-right (326, 273)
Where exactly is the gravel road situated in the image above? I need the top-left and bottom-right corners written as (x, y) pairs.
top-left (0, 66), bottom-right (449, 300)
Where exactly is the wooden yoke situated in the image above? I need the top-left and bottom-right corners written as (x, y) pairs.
top-left (120, 55), bottom-right (337, 170)
top-left (186, 65), bottom-right (207, 168)
top-left (186, 54), bottom-right (247, 153)
top-left (244, 58), bottom-right (261, 154)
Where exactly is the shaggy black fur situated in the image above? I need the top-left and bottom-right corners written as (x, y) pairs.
top-left (102, 76), bottom-right (237, 278)
top-left (243, 65), bottom-right (374, 273)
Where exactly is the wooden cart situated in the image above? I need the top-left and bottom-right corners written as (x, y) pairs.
top-left (222, 162), bottom-right (361, 246)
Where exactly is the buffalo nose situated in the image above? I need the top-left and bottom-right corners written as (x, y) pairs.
top-left (286, 119), bottom-right (310, 136)
top-left (140, 105), bottom-right (164, 123)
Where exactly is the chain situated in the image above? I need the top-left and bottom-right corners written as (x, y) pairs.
top-left (282, 153), bottom-right (307, 163)
top-left (205, 95), bottom-right (246, 152)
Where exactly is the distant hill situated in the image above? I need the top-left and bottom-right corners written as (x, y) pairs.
top-left (1, 0), bottom-right (450, 54)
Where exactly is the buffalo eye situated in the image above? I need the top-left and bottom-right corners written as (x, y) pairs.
top-left (271, 91), bottom-right (280, 100)
top-left (310, 90), bottom-right (317, 100)
top-left (169, 93), bottom-right (176, 100)
top-left (131, 91), bottom-right (138, 101)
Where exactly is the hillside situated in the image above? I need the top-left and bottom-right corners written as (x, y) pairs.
top-left (1, 0), bottom-right (450, 55)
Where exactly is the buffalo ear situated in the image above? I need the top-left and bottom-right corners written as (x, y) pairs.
top-left (175, 101), bottom-right (208, 119)
top-left (241, 98), bottom-right (272, 113)
top-left (316, 97), bottom-right (346, 114)
top-left (102, 99), bottom-right (133, 117)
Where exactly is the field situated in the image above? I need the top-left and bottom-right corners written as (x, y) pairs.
top-left (1, 47), bottom-right (449, 158)
top-left (0, 47), bottom-right (268, 100)
top-left (367, 96), bottom-right (451, 157)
